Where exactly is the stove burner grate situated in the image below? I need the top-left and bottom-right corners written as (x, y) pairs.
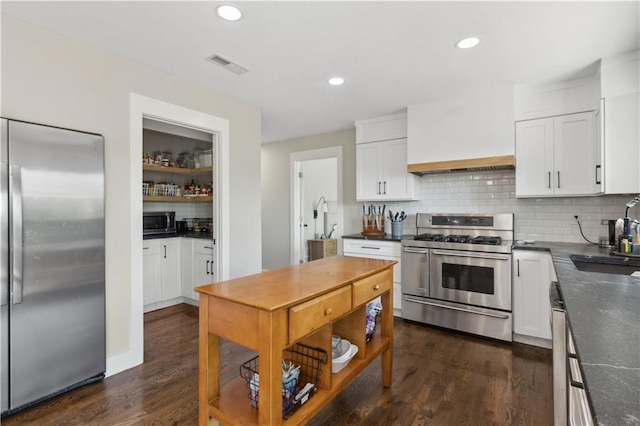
top-left (472, 236), bottom-right (502, 245)
top-left (414, 233), bottom-right (444, 242)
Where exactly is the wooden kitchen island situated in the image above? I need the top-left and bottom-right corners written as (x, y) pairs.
top-left (195, 255), bottom-right (396, 425)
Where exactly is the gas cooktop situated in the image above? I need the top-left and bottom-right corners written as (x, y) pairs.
top-left (402, 213), bottom-right (514, 254)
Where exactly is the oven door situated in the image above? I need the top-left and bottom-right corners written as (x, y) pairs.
top-left (429, 249), bottom-right (512, 311)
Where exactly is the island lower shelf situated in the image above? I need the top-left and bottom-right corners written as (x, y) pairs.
top-left (208, 333), bottom-right (391, 425)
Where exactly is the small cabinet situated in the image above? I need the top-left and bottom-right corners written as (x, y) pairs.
top-left (515, 111), bottom-right (601, 197)
top-left (355, 113), bottom-right (417, 201)
top-left (512, 250), bottom-right (553, 344)
top-left (143, 238), bottom-right (181, 312)
top-left (308, 238), bottom-right (337, 261)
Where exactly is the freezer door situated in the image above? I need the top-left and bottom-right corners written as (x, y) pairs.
top-left (1, 118), bottom-right (8, 414)
top-left (8, 120), bottom-right (105, 410)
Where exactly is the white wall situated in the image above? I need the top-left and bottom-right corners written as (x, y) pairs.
top-left (262, 129), bottom-right (358, 270)
top-left (1, 15), bottom-right (262, 371)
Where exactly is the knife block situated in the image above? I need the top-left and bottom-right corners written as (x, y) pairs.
top-left (361, 214), bottom-right (385, 236)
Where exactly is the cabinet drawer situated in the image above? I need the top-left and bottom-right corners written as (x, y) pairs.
top-left (343, 239), bottom-right (401, 257)
top-left (289, 286), bottom-right (351, 343)
top-left (194, 239), bottom-right (215, 255)
top-left (352, 269), bottom-right (392, 307)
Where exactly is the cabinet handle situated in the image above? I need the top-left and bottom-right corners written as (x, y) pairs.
top-left (163, 245), bottom-right (166, 259)
top-left (377, 181), bottom-right (381, 195)
top-left (548, 171), bottom-right (551, 189)
top-left (383, 181), bottom-right (387, 194)
top-left (595, 165), bottom-right (601, 184)
top-left (373, 284), bottom-right (380, 291)
top-left (206, 260), bottom-right (210, 275)
top-left (517, 259), bottom-right (520, 277)
top-left (557, 171), bottom-right (560, 189)
top-left (143, 247), bottom-right (149, 250)
top-left (360, 246), bottom-right (380, 250)
top-left (204, 246), bottom-right (214, 249)
top-left (324, 307), bottom-right (333, 316)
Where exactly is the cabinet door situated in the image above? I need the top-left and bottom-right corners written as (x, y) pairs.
top-left (554, 112), bottom-right (598, 195)
top-left (143, 241), bottom-right (162, 305)
top-left (356, 142), bottom-right (384, 201)
top-left (160, 239), bottom-right (181, 300)
top-left (194, 252), bottom-right (215, 287)
top-left (513, 251), bottom-right (552, 340)
top-left (515, 118), bottom-right (554, 197)
top-left (381, 138), bottom-right (414, 200)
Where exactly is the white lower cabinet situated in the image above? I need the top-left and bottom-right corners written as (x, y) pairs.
top-left (180, 238), bottom-right (215, 303)
top-left (342, 238), bottom-right (402, 316)
top-left (143, 238), bottom-right (181, 312)
top-left (512, 250), bottom-right (553, 346)
top-left (193, 240), bottom-right (215, 288)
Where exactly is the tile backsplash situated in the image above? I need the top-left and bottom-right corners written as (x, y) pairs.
top-left (383, 170), bottom-right (639, 243)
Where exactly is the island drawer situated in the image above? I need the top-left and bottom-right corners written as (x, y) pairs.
top-left (289, 286), bottom-right (351, 343)
top-left (352, 269), bottom-right (391, 307)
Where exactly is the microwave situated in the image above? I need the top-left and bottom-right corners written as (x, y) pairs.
top-left (143, 211), bottom-right (176, 236)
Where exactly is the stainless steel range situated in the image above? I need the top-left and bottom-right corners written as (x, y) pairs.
top-left (401, 213), bottom-right (514, 341)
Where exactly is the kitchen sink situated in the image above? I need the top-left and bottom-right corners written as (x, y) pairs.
top-left (570, 254), bottom-right (640, 276)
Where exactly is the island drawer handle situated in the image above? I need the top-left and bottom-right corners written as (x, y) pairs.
top-left (324, 307), bottom-right (333, 316)
top-left (373, 284), bottom-right (380, 291)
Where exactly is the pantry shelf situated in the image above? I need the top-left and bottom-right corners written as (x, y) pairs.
top-left (143, 164), bottom-right (213, 175)
top-left (143, 196), bottom-right (213, 203)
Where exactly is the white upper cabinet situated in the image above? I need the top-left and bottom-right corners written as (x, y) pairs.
top-left (601, 50), bottom-right (640, 194)
top-left (516, 112), bottom-right (601, 197)
top-left (355, 113), bottom-right (417, 201)
top-left (514, 75), bottom-right (600, 121)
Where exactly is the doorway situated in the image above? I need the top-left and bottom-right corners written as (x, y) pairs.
top-left (119, 93), bottom-right (230, 375)
top-left (290, 147), bottom-right (343, 265)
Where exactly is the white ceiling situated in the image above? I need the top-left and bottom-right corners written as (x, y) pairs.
top-left (2, 1), bottom-right (639, 143)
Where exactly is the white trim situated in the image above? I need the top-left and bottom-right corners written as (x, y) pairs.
top-left (108, 93), bottom-right (229, 377)
top-left (290, 146), bottom-right (343, 265)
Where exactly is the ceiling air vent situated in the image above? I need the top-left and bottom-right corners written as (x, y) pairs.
top-left (206, 54), bottom-right (249, 75)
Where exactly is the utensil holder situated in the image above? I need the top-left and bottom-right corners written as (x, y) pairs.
top-left (391, 221), bottom-right (403, 237)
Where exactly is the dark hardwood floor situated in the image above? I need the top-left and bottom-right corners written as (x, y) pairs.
top-left (2, 304), bottom-right (552, 425)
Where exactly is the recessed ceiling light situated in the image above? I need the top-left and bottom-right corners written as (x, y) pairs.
top-left (217, 4), bottom-right (242, 21)
top-left (328, 77), bottom-right (344, 86)
top-left (455, 37), bottom-right (480, 49)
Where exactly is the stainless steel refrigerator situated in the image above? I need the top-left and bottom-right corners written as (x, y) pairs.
top-left (1, 118), bottom-right (105, 416)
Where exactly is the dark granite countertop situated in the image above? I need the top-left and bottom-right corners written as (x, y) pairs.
top-left (143, 231), bottom-right (213, 240)
top-left (341, 233), bottom-right (410, 242)
top-left (514, 242), bottom-right (640, 426)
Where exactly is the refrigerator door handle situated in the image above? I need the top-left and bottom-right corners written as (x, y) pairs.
top-left (1, 162), bottom-right (7, 306)
top-left (10, 164), bottom-right (23, 304)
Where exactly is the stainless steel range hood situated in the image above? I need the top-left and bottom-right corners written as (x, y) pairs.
top-left (407, 155), bottom-right (515, 176)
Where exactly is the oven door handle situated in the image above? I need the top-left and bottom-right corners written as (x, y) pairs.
top-left (402, 247), bottom-right (428, 254)
top-left (404, 296), bottom-right (510, 319)
top-left (430, 249), bottom-right (510, 261)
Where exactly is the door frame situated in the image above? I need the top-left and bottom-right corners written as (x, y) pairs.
top-left (115, 93), bottom-right (229, 375)
top-left (290, 146), bottom-right (343, 265)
